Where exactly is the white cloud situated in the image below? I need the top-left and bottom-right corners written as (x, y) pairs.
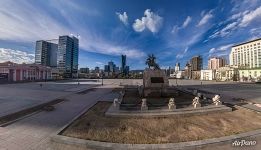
top-left (182, 16), bottom-right (192, 28)
top-left (197, 10), bottom-right (213, 27)
top-left (133, 9), bottom-right (163, 33)
top-left (0, 48), bottom-right (34, 64)
top-left (171, 25), bottom-right (179, 34)
top-left (239, 6), bottom-right (261, 27)
top-left (209, 6), bottom-right (261, 40)
top-left (0, 0), bottom-right (145, 60)
top-left (176, 47), bottom-right (188, 59)
top-left (209, 44), bottom-right (233, 55)
top-left (116, 12), bottom-right (128, 26)
top-left (171, 16), bottom-right (192, 34)
top-left (209, 22), bottom-right (238, 39)
top-left (209, 48), bottom-right (216, 53)
top-left (229, 11), bottom-right (249, 20)
top-left (95, 61), bottom-right (104, 65)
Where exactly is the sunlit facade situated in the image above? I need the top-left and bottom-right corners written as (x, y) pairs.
top-left (229, 38), bottom-right (261, 68)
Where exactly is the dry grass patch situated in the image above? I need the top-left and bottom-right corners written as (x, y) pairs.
top-left (62, 102), bottom-right (261, 144)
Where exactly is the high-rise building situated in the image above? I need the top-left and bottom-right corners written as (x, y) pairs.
top-left (121, 55), bottom-right (127, 75)
top-left (208, 57), bottom-right (226, 70)
top-left (125, 66), bottom-right (130, 75)
top-left (229, 38), bottom-right (261, 68)
top-left (190, 56), bottom-right (202, 71)
top-left (108, 61), bottom-right (114, 72)
top-left (35, 40), bottom-right (58, 67)
top-left (104, 65), bottom-right (109, 72)
top-left (79, 67), bottom-right (89, 74)
top-left (57, 35), bottom-right (79, 78)
top-left (94, 67), bottom-right (100, 73)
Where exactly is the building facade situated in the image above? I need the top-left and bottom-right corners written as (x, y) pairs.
top-left (0, 61), bottom-right (52, 82)
top-left (208, 57), bottom-right (226, 70)
top-left (35, 40), bottom-right (58, 67)
top-left (200, 70), bottom-right (216, 80)
top-left (216, 66), bottom-right (239, 81)
top-left (229, 38), bottom-right (261, 68)
top-left (239, 68), bottom-right (261, 82)
top-left (184, 63), bottom-right (192, 79)
top-left (57, 35), bottom-right (79, 78)
top-left (191, 56), bottom-right (203, 71)
top-left (79, 67), bottom-right (90, 74)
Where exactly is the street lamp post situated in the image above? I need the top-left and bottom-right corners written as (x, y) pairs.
top-left (76, 64), bottom-right (79, 85)
top-left (102, 73), bottom-right (104, 86)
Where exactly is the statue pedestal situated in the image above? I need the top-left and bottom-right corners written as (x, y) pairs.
top-left (143, 68), bottom-right (169, 97)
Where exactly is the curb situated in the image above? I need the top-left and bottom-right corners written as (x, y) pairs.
top-left (51, 129), bottom-right (261, 150)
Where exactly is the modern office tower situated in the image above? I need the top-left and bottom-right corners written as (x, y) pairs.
top-left (104, 65), bottom-right (109, 72)
top-left (94, 67), bottom-right (100, 73)
top-left (190, 56), bottom-right (203, 71)
top-left (174, 63), bottom-right (180, 72)
top-left (208, 57), bottom-right (226, 70)
top-left (125, 66), bottom-right (130, 75)
top-left (108, 61), bottom-right (114, 72)
top-left (121, 55), bottom-right (127, 75)
top-left (229, 38), bottom-right (261, 68)
top-left (57, 35), bottom-right (79, 78)
top-left (80, 67), bottom-right (89, 74)
top-left (35, 40), bottom-right (58, 67)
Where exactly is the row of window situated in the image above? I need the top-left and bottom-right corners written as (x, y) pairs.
top-left (234, 42), bottom-right (261, 50)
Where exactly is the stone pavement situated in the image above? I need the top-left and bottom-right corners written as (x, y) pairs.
top-left (0, 84), bottom-right (118, 150)
top-left (0, 82), bottom-right (97, 118)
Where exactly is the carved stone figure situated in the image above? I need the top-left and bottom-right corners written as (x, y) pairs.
top-left (192, 96), bottom-right (201, 108)
top-left (212, 95), bottom-right (221, 105)
top-left (141, 98), bottom-right (148, 110)
top-left (113, 98), bottom-right (119, 108)
top-left (168, 98), bottom-right (176, 110)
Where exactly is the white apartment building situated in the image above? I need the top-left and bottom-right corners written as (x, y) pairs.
top-left (229, 38), bottom-right (261, 68)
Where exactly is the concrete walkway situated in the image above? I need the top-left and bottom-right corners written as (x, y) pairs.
top-left (0, 85), bottom-right (118, 150)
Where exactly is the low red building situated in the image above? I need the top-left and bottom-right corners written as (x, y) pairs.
top-left (0, 61), bottom-right (52, 82)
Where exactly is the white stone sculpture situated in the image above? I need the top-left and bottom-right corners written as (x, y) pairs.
top-left (192, 96), bottom-right (201, 108)
top-left (113, 98), bottom-right (119, 108)
top-left (168, 98), bottom-right (176, 110)
top-left (141, 98), bottom-right (148, 110)
top-left (212, 95), bottom-right (221, 105)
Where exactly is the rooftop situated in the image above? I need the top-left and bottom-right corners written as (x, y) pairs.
top-left (232, 38), bottom-right (261, 47)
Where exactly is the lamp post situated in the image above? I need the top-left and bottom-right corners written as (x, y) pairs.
top-left (76, 64), bottom-right (79, 85)
top-left (101, 72), bottom-right (104, 86)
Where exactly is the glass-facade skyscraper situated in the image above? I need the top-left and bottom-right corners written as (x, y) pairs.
top-left (57, 35), bottom-right (79, 78)
top-left (121, 55), bottom-right (126, 75)
top-left (35, 40), bottom-right (58, 67)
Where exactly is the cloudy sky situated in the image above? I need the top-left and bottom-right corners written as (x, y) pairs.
top-left (0, 0), bottom-right (260, 69)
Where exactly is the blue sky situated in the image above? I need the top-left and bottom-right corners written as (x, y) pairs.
top-left (0, 0), bottom-right (260, 70)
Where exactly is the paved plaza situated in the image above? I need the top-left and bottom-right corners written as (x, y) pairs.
top-left (0, 80), bottom-right (100, 118)
top-left (0, 80), bottom-right (118, 150)
top-left (0, 79), bottom-right (260, 149)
